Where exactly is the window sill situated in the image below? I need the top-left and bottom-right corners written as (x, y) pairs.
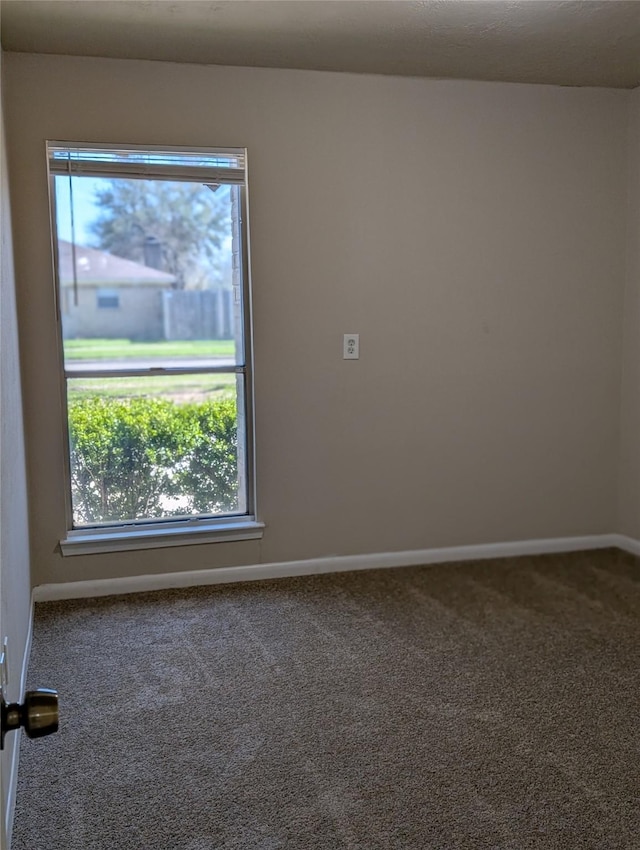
top-left (60, 519), bottom-right (265, 557)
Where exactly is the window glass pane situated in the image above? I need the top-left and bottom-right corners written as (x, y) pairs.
top-left (66, 374), bottom-right (246, 527)
top-left (55, 176), bottom-right (244, 370)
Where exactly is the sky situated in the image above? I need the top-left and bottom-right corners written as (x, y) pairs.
top-left (54, 176), bottom-right (103, 245)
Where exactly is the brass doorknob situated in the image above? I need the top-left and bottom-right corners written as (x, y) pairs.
top-left (1, 689), bottom-right (59, 749)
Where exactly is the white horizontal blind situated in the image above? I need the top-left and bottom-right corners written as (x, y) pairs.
top-left (48, 143), bottom-right (246, 184)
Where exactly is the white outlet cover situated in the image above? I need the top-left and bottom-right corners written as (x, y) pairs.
top-left (343, 333), bottom-right (359, 359)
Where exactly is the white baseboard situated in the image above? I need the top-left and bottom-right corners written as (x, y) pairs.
top-left (32, 533), bottom-right (628, 602)
top-left (4, 597), bottom-right (34, 849)
top-left (610, 533), bottom-right (640, 556)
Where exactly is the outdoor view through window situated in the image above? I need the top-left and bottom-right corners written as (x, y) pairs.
top-left (48, 144), bottom-right (252, 530)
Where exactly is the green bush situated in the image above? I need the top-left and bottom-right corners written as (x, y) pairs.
top-left (68, 397), bottom-right (238, 524)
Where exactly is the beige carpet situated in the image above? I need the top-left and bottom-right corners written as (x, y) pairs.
top-left (11, 549), bottom-right (640, 848)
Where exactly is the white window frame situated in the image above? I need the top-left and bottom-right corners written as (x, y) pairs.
top-left (47, 141), bottom-right (262, 555)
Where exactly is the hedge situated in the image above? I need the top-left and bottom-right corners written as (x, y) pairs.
top-left (68, 396), bottom-right (238, 524)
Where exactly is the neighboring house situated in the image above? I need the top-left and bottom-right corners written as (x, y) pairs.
top-left (58, 240), bottom-right (236, 340)
top-left (58, 240), bottom-right (176, 340)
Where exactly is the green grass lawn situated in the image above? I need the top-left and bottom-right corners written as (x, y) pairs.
top-left (64, 338), bottom-right (236, 360)
top-left (68, 373), bottom-right (237, 402)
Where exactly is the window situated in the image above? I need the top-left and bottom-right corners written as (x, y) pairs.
top-left (48, 142), bottom-right (260, 554)
top-left (96, 289), bottom-right (120, 309)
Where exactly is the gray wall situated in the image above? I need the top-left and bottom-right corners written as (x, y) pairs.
top-left (618, 89), bottom-right (640, 538)
top-left (0, 52), bottom-right (33, 836)
top-left (2, 53), bottom-right (630, 586)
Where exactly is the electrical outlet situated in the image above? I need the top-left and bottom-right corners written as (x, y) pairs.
top-left (343, 333), bottom-right (359, 360)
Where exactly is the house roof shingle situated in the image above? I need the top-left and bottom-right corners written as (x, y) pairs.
top-left (58, 240), bottom-right (176, 287)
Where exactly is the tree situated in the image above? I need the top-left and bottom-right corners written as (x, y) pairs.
top-left (89, 178), bottom-right (232, 289)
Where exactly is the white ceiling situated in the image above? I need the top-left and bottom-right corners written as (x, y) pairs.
top-left (2, 1), bottom-right (640, 89)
